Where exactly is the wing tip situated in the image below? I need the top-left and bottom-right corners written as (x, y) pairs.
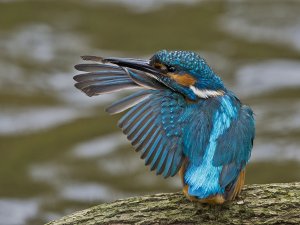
top-left (74, 64), bottom-right (81, 71)
top-left (74, 64), bottom-right (92, 71)
top-left (81, 55), bottom-right (104, 62)
top-left (74, 83), bottom-right (94, 97)
top-left (105, 107), bottom-right (118, 115)
top-left (73, 74), bottom-right (82, 82)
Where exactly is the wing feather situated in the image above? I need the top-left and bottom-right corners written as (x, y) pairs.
top-left (74, 63), bottom-right (121, 72)
top-left (118, 100), bottom-right (150, 128)
top-left (80, 82), bottom-right (139, 97)
top-left (106, 90), bottom-right (152, 115)
top-left (156, 147), bottom-right (169, 175)
top-left (149, 138), bottom-right (167, 170)
top-left (122, 105), bottom-right (152, 133)
top-left (129, 116), bottom-right (156, 143)
top-left (144, 136), bottom-right (163, 165)
top-left (74, 74), bottom-right (126, 82)
top-left (116, 90), bottom-right (188, 178)
top-left (74, 56), bottom-right (189, 178)
top-left (140, 128), bottom-right (161, 159)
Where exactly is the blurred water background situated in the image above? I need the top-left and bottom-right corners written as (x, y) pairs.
top-left (0, 0), bottom-right (299, 224)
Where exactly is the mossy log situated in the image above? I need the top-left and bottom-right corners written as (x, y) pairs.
top-left (47, 182), bottom-right (300, 225)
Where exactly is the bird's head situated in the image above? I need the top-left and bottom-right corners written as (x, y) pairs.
top-left (150, 50), bottom-right (225, 100)
top-left (102, 50), bottom-right (226, 101)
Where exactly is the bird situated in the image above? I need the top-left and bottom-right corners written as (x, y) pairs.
top-left (73, 50), bottom-right (255, 204)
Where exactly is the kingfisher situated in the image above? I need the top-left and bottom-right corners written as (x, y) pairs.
top-left (74, 50), bottom-right (255, 204)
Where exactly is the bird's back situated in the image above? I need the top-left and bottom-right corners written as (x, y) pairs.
top-left (178, 93), bottom-right (254, 202)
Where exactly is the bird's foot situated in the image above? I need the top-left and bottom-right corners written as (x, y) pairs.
top-left (182, 185), bottom-right (225, 204)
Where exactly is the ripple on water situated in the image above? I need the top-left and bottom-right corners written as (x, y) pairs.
top-left (73, 133), bottom-right (128, 158)
top-left (220, 1), bottom-right (300, 50)
top-left (0, 199), bottom-right (39, 225)
top-left (235, 60), bottom-right (300, 96)
top-left (60, 183), bottom-right (126, 202)
top-left (99, 156), bottom-right (142, 176)
top-left (252, 140), bottom-right (300, 162)
top-left (88, 0), bottom-right (199, 12)
top-left (253, 101), bottom-right (300, 133)
top-left (29, 163), bottom-right (69, 185)
top-left (0, 24), bottom-right (120, 107)
top-left (0, 107), bottom-right (87, 135)
top-left (0, 24), bottom-right (87, 63)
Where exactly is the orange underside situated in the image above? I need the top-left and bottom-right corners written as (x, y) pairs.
top-left (228, 169), bottom-right (245, 201)
top-left (179, 161), bottom-right (246, 204)
top-left (182, 185), bottom-right (226, 204)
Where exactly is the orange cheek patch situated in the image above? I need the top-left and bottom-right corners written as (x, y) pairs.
top-left (169, 73), bottom-right (196, 86)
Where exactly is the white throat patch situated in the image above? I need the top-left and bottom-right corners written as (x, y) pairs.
top-left (190, 86), bottom-right (224, 98)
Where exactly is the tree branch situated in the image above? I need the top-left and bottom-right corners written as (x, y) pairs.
top-left (47, 182), bottom-right (300, 225)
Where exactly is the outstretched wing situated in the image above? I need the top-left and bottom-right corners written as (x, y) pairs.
top-left (110, 90), bottom-right (187, 178)
top-left (213, 105), bottom-right (255, 188)
top-left (74, 57), bottom-right (188, 178)
top-left (74, 56), bottom-right (164, 96)
top-left (74, 63), bottom-right (139, 96)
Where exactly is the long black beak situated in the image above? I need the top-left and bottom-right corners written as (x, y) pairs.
top-left (103, 57), bottom-right (162, 77)
top-left (81, 55), bottom-right (162, 77)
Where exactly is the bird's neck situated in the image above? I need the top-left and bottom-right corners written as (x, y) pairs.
top-left (189, 86), bottom-right (225, 99)
top-left (190, 72), bottom-right (226, 99)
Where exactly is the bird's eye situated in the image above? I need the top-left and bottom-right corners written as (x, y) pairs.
top-left (154, 63), bottom-right (168, 73)
top-left (168, 66), bottom-right (176, 73)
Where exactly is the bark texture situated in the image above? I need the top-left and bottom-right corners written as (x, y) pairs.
top-left (47, 182), bottom-right (300, 225)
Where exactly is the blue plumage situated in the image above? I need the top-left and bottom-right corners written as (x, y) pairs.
top-left (153, 50), bottom-right (225, 90)
top-left (113, 89), bottom-right (186, 177)
top-left (74, 50), bottom-right (255, 203)
top-left (184, 95), bottom-right (238, 198)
